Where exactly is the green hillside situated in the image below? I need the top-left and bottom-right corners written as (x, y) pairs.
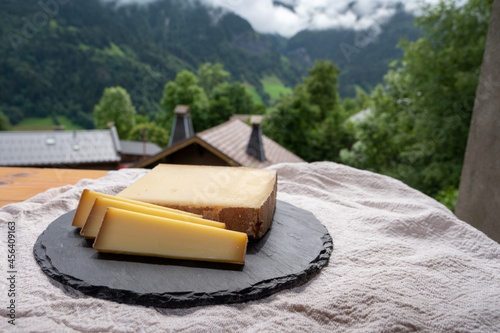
top-left (12, 116), bottom-right (83, 131)
top-left (261, 75), bottom-right (292, 104)
top-left (0, 0), bottom-right (419, 128)
top-left (286, 9), bottom-right (419, 97)
top-left (243, 84), bottom-right (263, 104)
top-left (0, 0), bottom-right (302, 127)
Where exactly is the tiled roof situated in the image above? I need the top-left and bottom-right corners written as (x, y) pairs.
top-left (197, 119), bottom-right (304, 168)
top-left (0, 127), bottom-right (121, 167)
top-left (119, 140), bottom-right (162, 156)
top-left (133, 136), bottom-right (240, 168)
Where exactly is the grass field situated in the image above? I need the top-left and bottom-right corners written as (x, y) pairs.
top-left (56, 116), bottom-right (84, 130)
top-left (243, 84), bottom-right (263, 104)
top-left (12, 116), bottom-right (84, 131)
top-left (261, 75), bottom-right (292, 102)
top-left (242, 76), bottom-right (292, 106)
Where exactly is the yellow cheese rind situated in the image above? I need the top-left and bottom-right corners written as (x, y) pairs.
top-left (71, 189), bottom-right (201, 228)
top-left (80, 197), bottom-right (225, 239)
top-left (117, 164), bottom-right (278, 239)
top-left (93, 208), bottom-right (248, 264)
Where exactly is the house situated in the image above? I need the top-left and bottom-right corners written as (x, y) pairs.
top-left (119, 140), bottom-right (162, 164)
top-left (0, 127), bottom-right (121, 169)
top-left (133, 106), bottom-right (304, 169)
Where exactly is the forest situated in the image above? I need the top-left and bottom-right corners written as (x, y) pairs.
top-left (0, 0), bottom-right (494, 211)
top-left (266, 0), bottom-right (493, 210)
top-left (0, 0), bottom-right (302, 127)
top-left (0, 0), bottom-right (418, 127)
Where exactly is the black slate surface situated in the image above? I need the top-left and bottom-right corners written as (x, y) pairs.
top-left (33, 200), bottom-right (333, 308)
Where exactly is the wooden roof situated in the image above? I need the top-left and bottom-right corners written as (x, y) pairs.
top-left (134, 119), bottom-right (304, 169)
top-left (198, 119), bottom-right (304, 168)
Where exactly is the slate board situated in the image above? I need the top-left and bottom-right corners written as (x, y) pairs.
top-left (33, 200), bottom-right (333, 308)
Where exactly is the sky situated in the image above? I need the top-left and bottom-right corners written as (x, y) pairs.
top-left (102, 0), bottom-right (441, 37)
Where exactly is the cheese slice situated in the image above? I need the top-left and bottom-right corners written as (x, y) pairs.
top-left (80, 196), bottom-right (225, 239)
top-left (93, 207), bottom-right (248, 264)
top-left (117, 164), bottom-right (278, 239)
top-left (72, 189), bottom-right (201, 228)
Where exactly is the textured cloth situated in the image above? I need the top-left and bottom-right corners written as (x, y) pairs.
top-left (0, 162), bottom-right (499, 332)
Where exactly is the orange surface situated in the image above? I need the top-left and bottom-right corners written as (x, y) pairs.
top-left (0, 167), bottom-right (109, 208)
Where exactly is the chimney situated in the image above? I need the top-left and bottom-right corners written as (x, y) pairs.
top-left (168, 105), bottom-right (195, 147)
top-left (246, 115), bottom-right (266, 162)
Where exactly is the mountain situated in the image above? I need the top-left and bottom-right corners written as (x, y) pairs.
top-left (286, 9), bottom-right (419, 96)
top-left (0, 0), bottom-right (302, 127)
top-left (0, 0), bottom-right (418, 129)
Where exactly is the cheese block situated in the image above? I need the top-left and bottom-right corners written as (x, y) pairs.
top-left (117, 164), bottom-right (278, 239)
top-left (80, 196), bottom-right (225, 239)
top-left (71, 189), bottom-right (201, 228)
top-left (93, 207), bottom-right (248, 264)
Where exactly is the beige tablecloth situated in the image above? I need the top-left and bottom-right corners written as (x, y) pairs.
top-left (1, 162), bottom-right (499, 332)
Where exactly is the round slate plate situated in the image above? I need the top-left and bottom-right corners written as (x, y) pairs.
top-left (33, 200), bottom-right (333, 308)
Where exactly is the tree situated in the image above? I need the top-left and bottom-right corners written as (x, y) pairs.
top-left (198, 63), bottom-right (230, 96)
top-left (0, 110), bottom-right (11, 131)
top-left (128, 122), bottom-right (170, 148)
top-left (263, 85), bottom-right (319, 161)
top-left (93, 86), bottom-right (137, 139)
top-left (340, 0), bottom-right (494, 199)
top-left (160, 70), bottom-right (209, 132)
top-left (263, 60), bottom-right (346, 162)
top-left (304, 60), bottom-right (340, 121)
top-left (205, 82), bottom-right (255, 128)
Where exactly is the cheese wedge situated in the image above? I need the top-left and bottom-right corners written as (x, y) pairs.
top-left (72, 189), bottom-right (201, 228)
top-left (80, 196), bottom-right (225, 239)
top-left (93, 207), bottom-right (248, 264)
top-left (117, 164), bottom-right (278, 239)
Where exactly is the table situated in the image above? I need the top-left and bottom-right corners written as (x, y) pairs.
top-left (0, 162), bottom-right (498, 332)
top-left (0, 167), bottom-right (109, 208)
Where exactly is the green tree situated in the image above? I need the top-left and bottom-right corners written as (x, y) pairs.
top-left (263, 60), bottom-right (347, 162)
top-left (160, 70), bottom-right (209, 132)
top-left (341, 86), bottom-right (372, 117)
top-left (205, 82), bottom-right (255, 128)
top-left (0, 110), bottom-right (11, 131)
top-left (93, 86), bottom-right (137, 139)
top-left (340, 0), bottom-right (493, 200)
top-left (128, 122), bottom-right (170, 148)
top-left (263, 85), bottom-right (319, 161)
top-left (198, 63), bottom-right (230, 96)
top-left (304, 60), bottom-right (340, 120)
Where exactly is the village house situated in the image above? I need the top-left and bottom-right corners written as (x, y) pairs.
top-left (0, 106), bottom-right (304, 170)
top-left (132, 105), bottom-right (305, 169)
top-left (0, 127), bottom-right (122, 169)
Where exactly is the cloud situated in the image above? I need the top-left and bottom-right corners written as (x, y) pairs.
top-left (100, 0), bottom-right (160, 6)
top-left (202, 0), bottom-right (433, 37)
top-left (100, 0), bottom-right (434, 37)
